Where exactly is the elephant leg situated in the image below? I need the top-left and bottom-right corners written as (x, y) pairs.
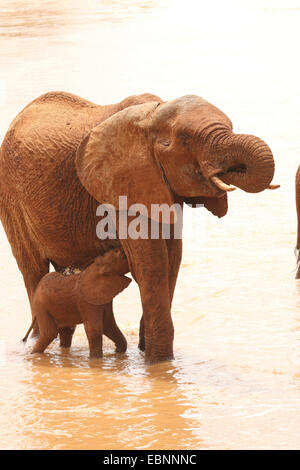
top-left (31, 310), bottom-right (58, 353)
top-left (138, 316), bottom-right (145, 352)
top-left (138, 238), bottom-right (182, 352)
top-left (58, 327), bottom-right (75, 348)
top-left (82, 307), bottom-right (104, 358)
top-left (121, 237), bottom-right (174, 363)
top-left (23, 266), bottom-right (50, 338)
top-left (166, 237), bottom-right (182, 304)
top-left (103, 302), bottom-right (127, 353)
top-left (0, 198), bottom-right (50, 337)
top-left (51, 262), bottom-right (77, 347)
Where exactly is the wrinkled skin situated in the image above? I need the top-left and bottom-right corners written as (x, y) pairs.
top-left (0, 91), bottom-right (276, 363)
top-left (30, 249), bottom-right (131, 357)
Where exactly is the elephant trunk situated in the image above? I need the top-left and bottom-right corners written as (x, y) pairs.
top-left (204, 133), bottom-right (276, 193)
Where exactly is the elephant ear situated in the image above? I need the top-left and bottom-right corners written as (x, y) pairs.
top-left (79, 267), bottom-right (132, 306)
top-left (75, 102), bottom-right (175, 221)
top-left (184, 194), bottom-right (228, 218)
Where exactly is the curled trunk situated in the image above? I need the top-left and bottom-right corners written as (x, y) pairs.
top-left (214, 133), bottom-right (275, 193)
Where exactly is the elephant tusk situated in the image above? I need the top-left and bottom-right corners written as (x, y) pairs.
top-left (267, 184), bottom-right (280, 190)
top-left (210, 175), bottom-right (237, 192)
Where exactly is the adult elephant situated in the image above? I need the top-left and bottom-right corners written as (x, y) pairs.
top-left (0, 91), bottom-right (277, 363)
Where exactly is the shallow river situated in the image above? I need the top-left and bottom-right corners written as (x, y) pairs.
top-left (0, 0), bottom-right (300, 450)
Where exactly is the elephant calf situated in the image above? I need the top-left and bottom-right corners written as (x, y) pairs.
top-left (23, 249), bottom-right (131, 358)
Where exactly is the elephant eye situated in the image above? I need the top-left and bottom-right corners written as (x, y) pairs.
top-left (158, 138), bottom-right (171, 147)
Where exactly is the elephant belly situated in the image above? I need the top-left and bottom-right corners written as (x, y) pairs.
top-left (40, 219), bottom-right (121, 270)
top-left (18, 172), bottom-right (121, 269)
top-left (47, 238), bottom-right (121, 271)
top-left (54, 309), bottom-right (82, 329)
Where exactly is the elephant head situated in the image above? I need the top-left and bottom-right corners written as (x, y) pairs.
top-left (75, 95), bottom-right (277, 220)
top-left (79, 249), bottom-right (131, 305)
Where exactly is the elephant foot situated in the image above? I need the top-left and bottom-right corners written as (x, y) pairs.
top-left (144, 341), bottom-right (174, 364)
top-left (143, 322), bottom-right (174, 363)
top-left (89, 349), bottom-right (103, 359)
top-left (145, 351), bottom-right (175, 364)
top-left (115, 338), bottom-right (127, 354)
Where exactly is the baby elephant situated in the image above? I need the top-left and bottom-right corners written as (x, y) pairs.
top-left (23, 249), bottom-right (131, 358)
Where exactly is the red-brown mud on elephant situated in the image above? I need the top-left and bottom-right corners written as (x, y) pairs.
top-left (0, 0), bottom-right (299, 452)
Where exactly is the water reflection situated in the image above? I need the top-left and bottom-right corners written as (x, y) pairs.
top-left (17, 337), bottom-right (204, 450)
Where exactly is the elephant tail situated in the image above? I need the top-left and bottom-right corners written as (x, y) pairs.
top-left (22, 317), bottom-right (37, 343)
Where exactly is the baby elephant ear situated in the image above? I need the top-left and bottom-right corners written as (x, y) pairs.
top-left (75, 101), bottom-right (175, 222)
top-left (80, 269), bottom-right (132, 306)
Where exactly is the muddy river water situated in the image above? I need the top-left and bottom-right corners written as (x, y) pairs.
top-left (0, 0), bottom-right (300, 450)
